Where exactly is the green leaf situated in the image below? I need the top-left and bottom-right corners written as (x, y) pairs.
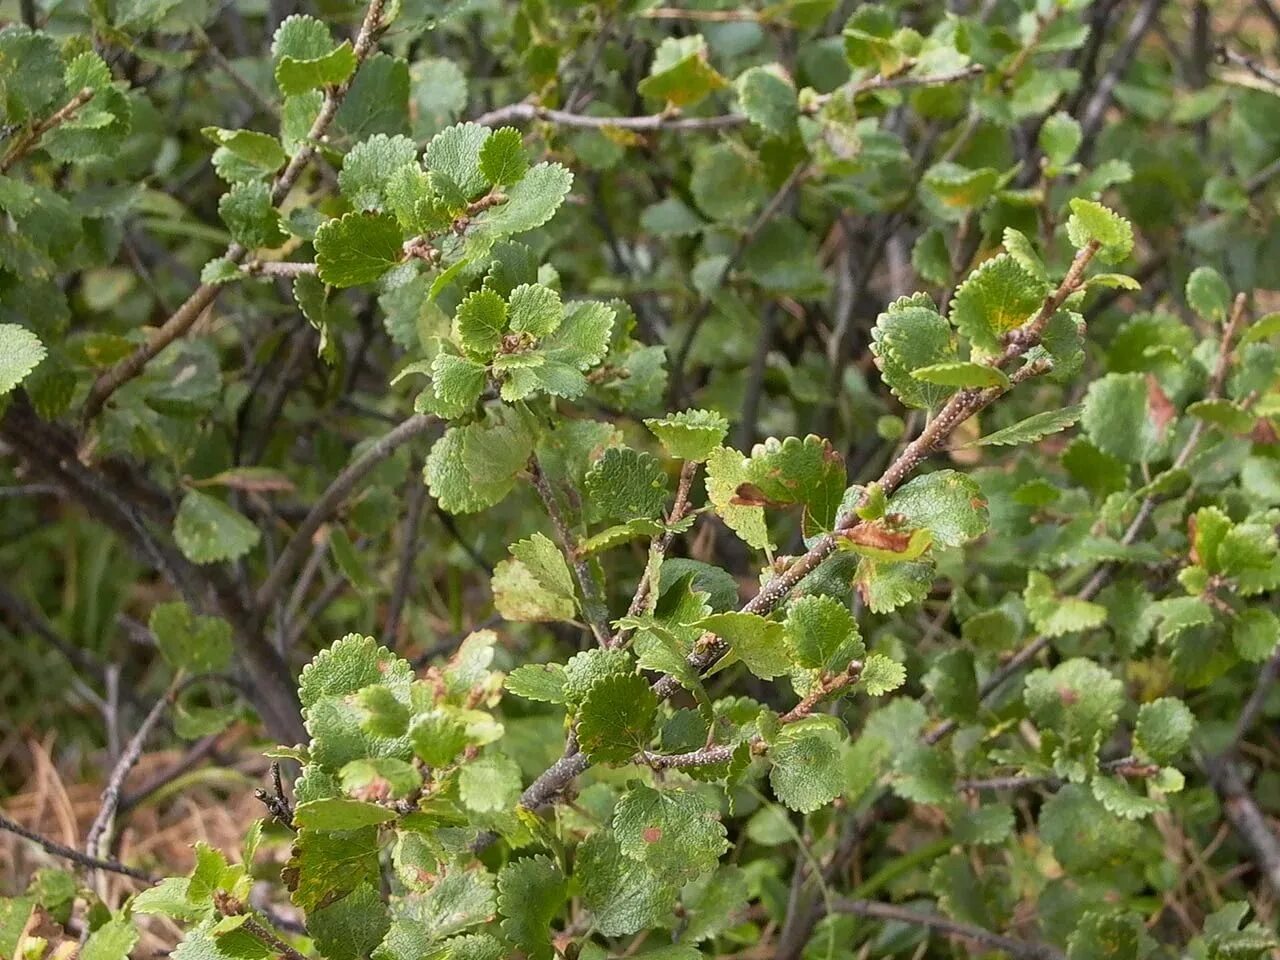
top-left (784, 595), bottom-right (864, 673)
top-left (1066, 198), bottom-right (1134, 263)
top-left (911, 360), bottom-right (1010, 389)
top-left (577, 832), bottom-right (677, 937)
top-left (1025, 657), bottom-right (1123, 751)
top-left (769, 716), bottom-right (845, 813)
top-left (966, 405), bottom-right (1082, 447)
top-left (577, 672), bottom-right (658, 764)
top-left (424, 121), bottom-right (490, 200)
top-left (735, 65), bottom-right (797, 135)
top-left (498, 857), bottom-right (567, 960)
top-left (1133, 697), bottom-right (1194, 765)
top-left (507, 283), bottom-right (562, 337)
top-left (148, 602), bottom-right (233, 673)
top-left (504, 663), bottom-right (568, 704)
top-left (1242, 311), bottom-right (1280, 344)
top-left (743, 435), bottom-right (847, 534)
top-left (218, 181), bottom-right (287, 249)
top-left (510, 533), bottom-right (576, 602)
top-left (81, 915), bottom-right (138, 960)
top-left (492, 556), bottom-right (577, 623)
top-left (645, 409), bottom-right (729, 462)
top-left (1039, 784), bottom-right (1144, 874)
top-left (638, 34), bottom-right (727, 107)
top-left (479, 126), bottom-right (528, 186)
top-left (173, 491), bottom-right (261, 564)
top-left (339, 134), bottom-right (419, 211)
top-left (407, 710), bottom-right (469, 767)
top-left (339, 758), bottom-right (421, 799)
top-left (871, 295), bottom-right (958, 409)
top-left (537, 300), bottom-right (615, 371)
top-left (696, 611), bottom-right (789, 679)
top-left (584, 447), bottom-right (669, 522)
top-left (472, 162), bottom-right (572, 237)
top-left (284, 826), bottom-right (382, 911)
top-left (681, 866), bottom-right (750, 943)
top-left (1024, 571), bottom-right (1107, 637)
top-left (1068, 910), bottom-right (1155, 960)
top-left (860, 654), bottom-right (906, 695)
top-left (952, 802), bottom-right (1015, 845)
top-left (1081, 372), bottom-right (1162, 464)
top-left (1232, 608), bottom-right (1279, 662)
top-left (888, 470), bottom-right (989, 548)
top-left (0, 324), bottom-right (45, 395)
top-left (950, 254), bottom-right (1047, 353)
top-left (454, 287), bottom-right (507, 356)
top-left (0, 27), bottom-right (63, 124)
top-left (202, 127), bottom-right (287, 174)
top-left (459, 753), bottom-right (521, 813)
top-left (613, 783), bottom-right (728, 881)
top-left (293, 798), bottom-right (398, 830)
top-left (405, 870), bottom-right (496, 940)
top-left (308, 883), bottom-right (390, 960)
top-left (706, 446), bottom-right (770, 549)
top-left (922, 163), bottom-right (1000, 222)
top-left (300, 633), bottom-right (412, 710)
top-left (1186, 398), bottom-right (1254, 434)
top-left (272, 16), bottom-right (357, 95)
top-left (1186, 266), bottom-right (1232, 324)
top-left (1039, 111), bottom-right (1082, 166)
top-left (314, 212), bottom-right (403, 288)
top-left (563, 648), bottom-right (636, 706)
top-left (335, 54), bottom-right (409, 140)
top-left (424, 352), bottom-right (486, 418)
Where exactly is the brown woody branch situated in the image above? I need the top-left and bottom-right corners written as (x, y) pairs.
top-left (0, 812), bottom-right (156, 883)
top-left (214, 893), bottom-right (312, 960)
top-left (85, 677), bottom-right (181, 874)
top-left (474, 65), bottom-right (984, 131)
top-left (529, 457), bottom-right (613, 647)
top-left (611, 459), bottom-right (700, 646)
top-left (0, 86), bottom-right (94, 174)
top-left (255, 414), bottom-right (437, 614)
top-left (831, 899), bottom-right (1066, 960)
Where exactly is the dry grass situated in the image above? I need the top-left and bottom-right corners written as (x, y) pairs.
top-left (1, 730), bottom-right (282, 957)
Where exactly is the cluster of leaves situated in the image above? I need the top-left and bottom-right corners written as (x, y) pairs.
top-left (5, 1), bottom-right (1280, 960)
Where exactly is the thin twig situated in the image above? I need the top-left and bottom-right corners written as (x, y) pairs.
top-left (1204, 757), bottom-right (1280, 897)
top-left (85, 677), bottom-right (180, 873)
top-left (642, 662), bottom-right (864, 769)
top-left (473, 65), bottom-right (984, 131)
top-left (214, 892), bottom-right (311, 960)
top-left (0, 812), bottom-right (156, 883)
top-left (255, 415), bottom-right (436, 613)
top-left (1078, 0), bottom-right (1166, 160)
top-left (956, 756), bottom-right (1157, 792)
top-left (1218, 46), bottom-right (1280, 88)
top-left (385, 464), bottom-right (428, 649)
top-left (669, 163), bottom-right (808, 406)
top-left (243, 260), bottom-right (319, 278)
top-left (529, 457), bottom-right (612, 647)
top-left (611, 460), bottom-right (701, 646)
top-left (118, 733), bottom-right (226, 813)
top-left (0, 86), bottom-right (94, 173)
top-left (0, 583), bottom-right (116, 694)
top-left (831, 899), bottom-right (1066, 960)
